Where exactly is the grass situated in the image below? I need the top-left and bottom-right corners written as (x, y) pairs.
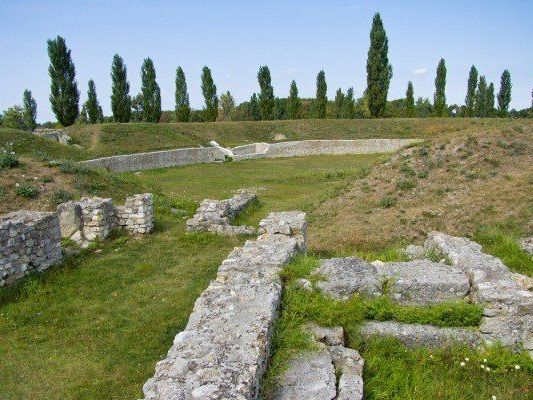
top-left (262, 255), bottom-right (533, 400)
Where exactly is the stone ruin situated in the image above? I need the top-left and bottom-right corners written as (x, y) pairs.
top-left (0, 193), bottom-right (154, 286)
top-left (57, 193), bottom-right (154, 246)
top-left (308, 231), bottom-right (533, 356)
top-left (185, 190), bottom-right (257, 236)
top-left (143, 211), bottom-right (307, 399)
top-left (0, 211), bottom-right (62, 287)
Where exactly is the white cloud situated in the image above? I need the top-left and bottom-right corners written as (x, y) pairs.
top-left (413, 68), bottom-right (427, 75)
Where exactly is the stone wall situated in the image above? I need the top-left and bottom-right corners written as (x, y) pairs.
top-left (0, 211), bottom-right (62, 286)
top-left (78, 139), bottom-right (420, 172)
top-left (57, 193), bottom-right (154, 245)
top-left (143, 211), bottom-right (307, 399)
top-left (186, 190), bottom-right (257, 235)
top-left (79, 147), bottom-right (226, 172)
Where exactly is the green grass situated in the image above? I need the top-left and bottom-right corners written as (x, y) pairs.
top-left (262, 255), bottom-right (533, 400)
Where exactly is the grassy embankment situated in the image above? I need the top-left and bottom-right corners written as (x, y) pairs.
top-left (1, 118), bottom-right (532, 399)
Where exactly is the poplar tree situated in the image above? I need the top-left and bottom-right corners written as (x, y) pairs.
top-left (288, 80), bottom-right (300, 119)
top-left (140, 58), bottom-right (161, 123)
top-left (433, 58), bottom-right (447, 116)
top-left (341, 88), bottom-right (355, 119)
top-left (249, 93), bottom-right (261, 121)
top-left (257, 66), bottom-right (274, 120)
top-left (47, 35), bottom-right (79, 126)
top-left (465, 65), bottom-right (478, 117)
top-left (22, 89), bottom-right (37, 131)
top-left (314, 70), bottom-right (327, 119)
top-left (85, 79), bottom-right (101, 124)
top-left (175, 67), bottom-right (190, 122)
top-left (486, 82), bottom-right (495, 117)
top-left (475, 76), bottom-right (488, 117)
top-left (497, 70), bottom-right (512, 117)
top-left (111, 54), bottom-right (131, 122)
top-left (218, 91), bottom-right (235, 121)
top-left (334, 88), bottom-right (345, 119)
top-left (405, 81), bottom-right (415, 117)
top-left (201, 66), bottom-right (218, 122)
top-left (366, 13), bottom-right (392, 117)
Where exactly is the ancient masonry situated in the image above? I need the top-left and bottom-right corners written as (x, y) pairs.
top-left (143, 211), bottom-right (307, 399)
top-left (0, 211), bottom-right (62, 286)
top-left (185, 191), bottom-right (257, 235)
top-left (57, 193), bottom-right (154, 245)
top-left (309, 231), bottom-right (533, 356)
top-left (0, 194), bottom-right (154, 286)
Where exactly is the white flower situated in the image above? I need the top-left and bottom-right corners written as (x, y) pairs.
top-left (483, 358), bottom-right (488, 363)
top-left (464, 357), bottom-right (469, 361)
top-left (492, 396), bottom-right (497, 400)
top-left (460, 362), bottom-right (466, 367)
top-left (485, 366), bottom-right (491, 372)
top-left (514, 365), bottom-right (520, 370)
top-left (480, 364), bottom-right (485, 369)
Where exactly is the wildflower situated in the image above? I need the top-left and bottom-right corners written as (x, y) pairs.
top-left (485, 366), bottom-right (491, 372)
top-left (460, 362), bottom-right (466, 367)
top-left (492, 396), bottom-right (497, 400)
top-left (480, 364), bottom-right (485, 369)
top-left (514, 365), bottom-right (520, 370)
top-left (483, 358), bottom-right (488, 363)
top-left (464, 357), bottom-right (469, 361)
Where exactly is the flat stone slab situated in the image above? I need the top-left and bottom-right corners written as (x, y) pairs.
top-left (374, 260), bottom-right (470, 305)
top-left (360, 321), bottom-right (482, 348)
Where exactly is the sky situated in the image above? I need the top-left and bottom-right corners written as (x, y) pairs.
top-left (0, 0), bottom-right (532, 122)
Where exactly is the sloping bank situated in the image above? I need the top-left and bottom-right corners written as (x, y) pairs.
top-left (78, 139), bottom-right (421, 172)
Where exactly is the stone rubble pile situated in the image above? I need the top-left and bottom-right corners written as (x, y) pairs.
top-left (143, 211), bottom-right (307, 400)
top-left (0, 211), bottom-right (62, 286)
top-left (185, 190), bottom-right (257, 236)
top-left (57, 193), bottom-right (154, 246)
top-left (274, 323), bottom-right (364, 400)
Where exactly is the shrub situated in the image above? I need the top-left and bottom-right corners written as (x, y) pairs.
top-left (51, 189), bottom-right (74, 205)
top-left (0, 146), bottom-right (20, 169)
top-left (396, 179), bottom-right (417, 190)
top-left (41, 176), bottom-right (54, 183)
top-left (15, 185), bottom-right (39, 198)
top-left (379, 195), bottom-right (397, 208)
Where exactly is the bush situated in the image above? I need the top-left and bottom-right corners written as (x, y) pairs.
top-left (15, 185), bottom-right (39, 198)
top-left (0, 152), bottom-right (20, 169)
top-left (51, 189), bottom-right (74, 205)
top-left (379, 195), bottom-right (397, 208)
top-left (396, 179), bottom-right (417, 190)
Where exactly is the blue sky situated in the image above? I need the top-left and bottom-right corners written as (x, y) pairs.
top-left (0, 0), bottom-right (532, 122)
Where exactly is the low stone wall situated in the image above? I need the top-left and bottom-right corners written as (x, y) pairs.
top-left (143, 211), bottom-right (307, 399)
top-left (232, 139), bottom-right (421, 161)
top-left (79, 139), bottom-right (420, 172)
top-left (79, 147), bottom-right (226, 173)
top-left (0, 211), bottom-right (62, 286)
top-left (57, 194), bottom-right (154, 245)
top-left (186, 190), bottom-right (257, 235)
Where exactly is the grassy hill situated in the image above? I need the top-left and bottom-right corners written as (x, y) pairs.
top-left (64, 118), bottom-right (515, 158)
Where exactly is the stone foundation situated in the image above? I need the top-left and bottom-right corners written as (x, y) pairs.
top-left (186, 190), bottom-right (257, 236)
top-left (57, 193), bottom-right (155, 245)
top-left (0, 211), bottom-right (62, 286)
top-left (143, 211), bottom-right (307, 399)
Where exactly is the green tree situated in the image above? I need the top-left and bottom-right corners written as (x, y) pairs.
top-left (366, 13), bottom-right (392, 117)
top-left (175, 67), bottom-right (190, 122)
top-left (98, 106), bottom-right (104, 123)
top-left (218, 91), bottom-right (235, 121)
top-left (249, 93), bottom-right (261, 121)
top-left (314, 70), bottom-right (327, 119)
top-left (85, 79), bottom-right (101, 124)
top-left (201, 66), bottom-right (218, 122)
top-left (140, 58), bottom-right (161, 123)
top-left (78, 104), bottom-right (88, 124)
top-left (111, 54), bottom-right (131, 122)
top-left (486, 82), bottom-right (495, 117)
top-left (465, 65), bottom-right (478, 117)
top-left (257, 66), bottom-right (274, 120)
top-left (341, 88), bottom-right (355, 119)
top-left (405, 81), bottom-right (415, 117)
top-left (433, 58), bottom-right (447, 116)
top-left (131, 93), bottom-right (144, 122)
top-left (288, 80), bottom-right (300, 119)
top-left (47, 36), bottom-right (79, 126)
top-left (497, 70), bottom-right (512, 117)
top-left (334, 88), bottom-right (345, 118)
top-left (22, 90), bottom-right (37, 131)
top-left (475, 76), bottom-right (488, 117)
top-left (1, 106), bottom-right (25, 130)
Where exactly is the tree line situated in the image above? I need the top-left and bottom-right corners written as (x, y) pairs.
top-left (0, 13), bottom-right (529, 130)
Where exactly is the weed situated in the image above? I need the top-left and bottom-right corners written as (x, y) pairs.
top-left (15, 184), bottom-right (39, 198)
top-left (417, 170), bottom-right (429, 179)
top-left (396, 179), bottom-right (417, 191)
top-left (379, 196), bottom-right (397, 208)
top-left (399, 163), bottom-right (416, 177)
top-left (51, 189), bottom-right (74, 205)
top-left (41, 176), bottom-right (54, 183)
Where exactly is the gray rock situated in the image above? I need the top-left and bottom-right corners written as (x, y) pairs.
top-left (56, 201), bottom-right (82, 238)
top-left (360, 321), bottom-right (482, 348)
top-left (374, 260), bottom-right (470, 305)
top-left (520, 237), bottom-right (533, 257)
top-left (306, 323), bottom-right (344, 346)
top-left (404, 244), bottom-right (426, 260)
top-left (314, 257), bottom-right (381, 300)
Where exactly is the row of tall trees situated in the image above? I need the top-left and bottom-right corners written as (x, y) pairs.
top-left (38, 14), bottom-right (521, 127)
